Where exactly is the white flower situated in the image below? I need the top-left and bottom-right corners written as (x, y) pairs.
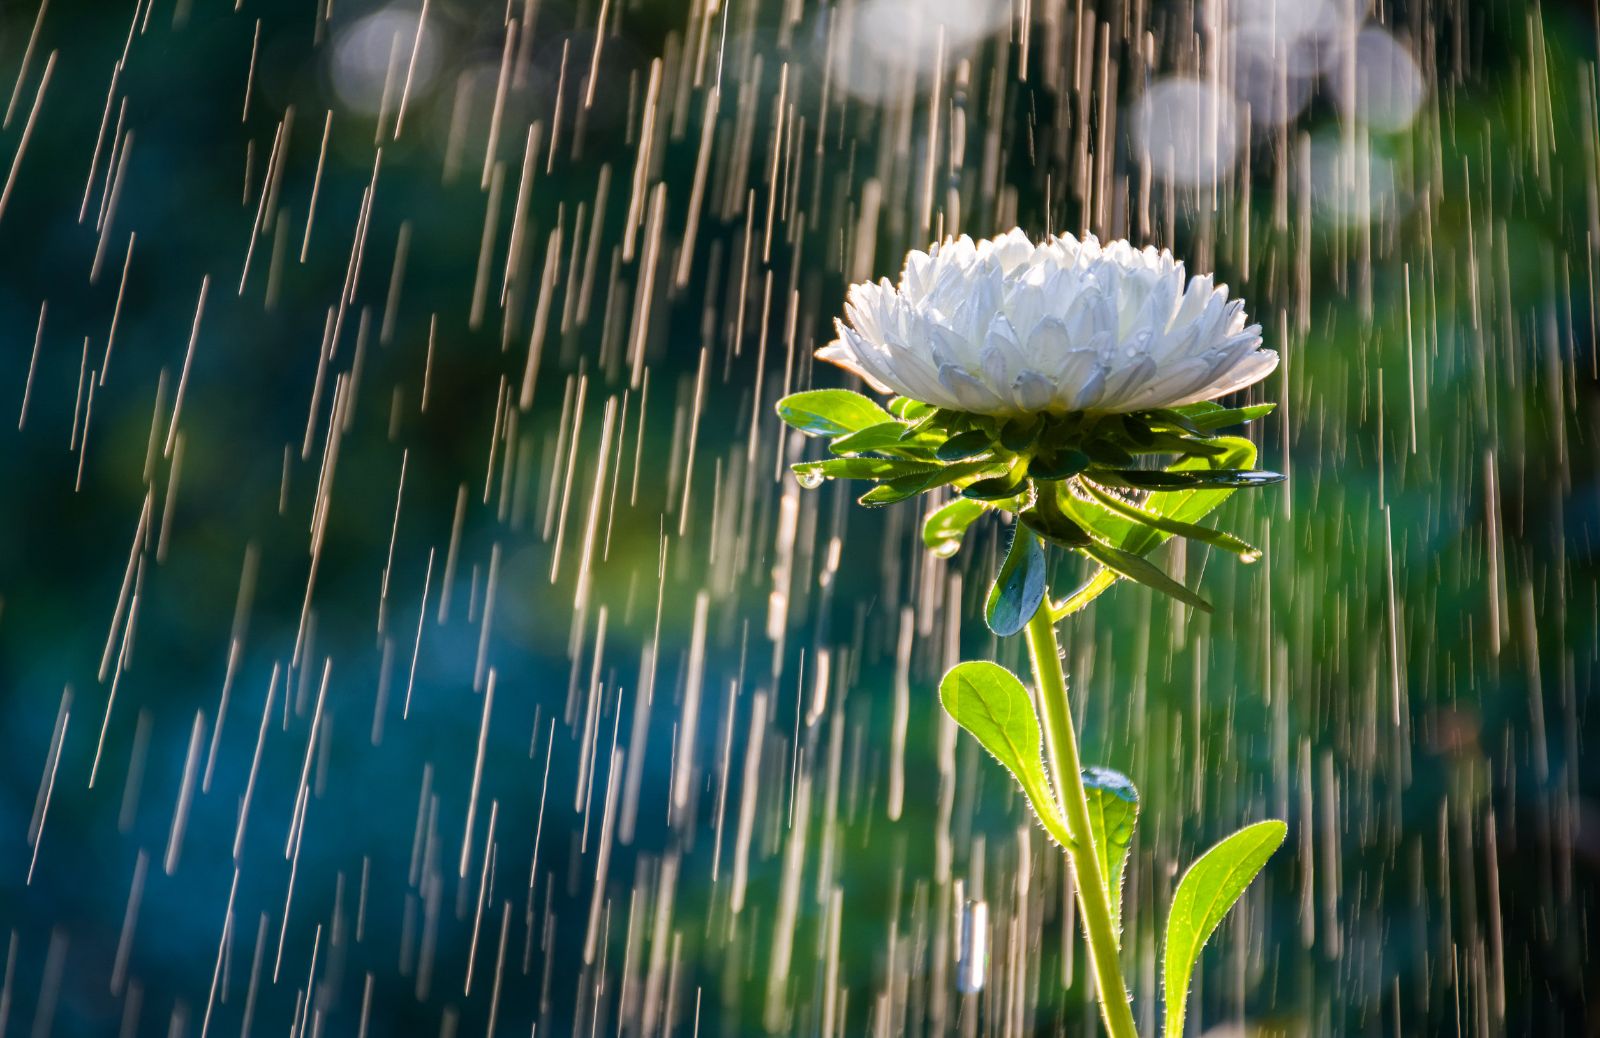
top-left (817, 229), bottom-right (1278, 416)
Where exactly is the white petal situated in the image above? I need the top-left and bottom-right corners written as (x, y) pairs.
top-left (1168, 349), bottom-right (1280, 404)
top-left (938, 364), bottom-right (1007, 412)
top-left (1013, 370), bottom-right (1056, 411)
top-left (1116, 357), bottom-right (1216, 409)
top-left (979, 316), bottom-right (1027, 389)
top-left (814, 229), bottom-right (1268, 417)
top-left (817, 342), bottom-right (896, 394)
top-left (1095, 354), bottom-right (1158, 411)
top-left (1052, 346), bottom-right (1111, 409)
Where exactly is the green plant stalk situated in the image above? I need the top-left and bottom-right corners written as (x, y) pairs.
top-left (1024, 595), bottom-right (1139, 1038)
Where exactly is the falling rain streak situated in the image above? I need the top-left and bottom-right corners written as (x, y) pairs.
top-left (0, 0), bottom-right (1594, 1036)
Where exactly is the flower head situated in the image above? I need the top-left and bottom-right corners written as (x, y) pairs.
top-left (775, 228), bottom-right (1284, 616)
top-left (818, 229), bottom-right (1277, 416)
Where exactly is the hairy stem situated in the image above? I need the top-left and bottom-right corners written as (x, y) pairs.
top-left (1024, 596), bottom-right (1140, 1038)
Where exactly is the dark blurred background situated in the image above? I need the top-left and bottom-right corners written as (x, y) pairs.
top-left (0, 0), bottom-right (1596, 1034)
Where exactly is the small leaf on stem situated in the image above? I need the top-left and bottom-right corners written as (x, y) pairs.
top-left (1082, 767), bottom-right (1140, 936)
top-left (985, 528), bottom-right (1046, 636)
top-left (938, 661), bottom-right (1070, 843)
top-left (1162, 820), bottom-right (1288, 1038)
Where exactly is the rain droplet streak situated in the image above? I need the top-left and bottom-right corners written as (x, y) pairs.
top-left (0, 1), bottom-right (1592, 1036)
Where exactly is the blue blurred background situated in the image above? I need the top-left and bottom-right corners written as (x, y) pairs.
top-left (0, 0), bottom-right (1596, 1034)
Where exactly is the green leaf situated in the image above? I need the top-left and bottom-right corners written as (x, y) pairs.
top-left (830, 421), bottom-right (922, 455)
top-left (1093, 468), bottom-right (1284, 491)
top-left (1076, 541), bottom-right (1213, 613)
top-left (776, 390), bottom-right (892, 437)
top-left (899, 407), bottom-right (955, 440)
top-left (1163, 820), bottom-right (1288, 1038)
top-left (938, 662), bottom-right (1070, 844)
top-left (1051, 484), bottom-right (1142, 546)
top-left (1042, 438), bottom-right (1263, 615)
top-left (1170, 401), bottom-right (1277, 431)
top-left (986, 528), bottom-right (1046, 636)
top-left (1117, 437), bottom-right (1259, 557)
top-left (1081, 481), bottom-right (1262, 563)
top-left (887, 396), bottom-right (934, 421)
top-left (1145, 408), bottom-right (1207, 436)
top-left (858, 458), bottom-right (1005, 506)
top-left (1128, 432), bottom-right (1232, 458)
top-left (792, 457), bottom-right (936, 482)
top-left (1052, 568), bottom-right (1119, 621)
top-left (1082, 767), bottom-right (1140, 937)
top-left (923, 498), bottom-right (989, 558)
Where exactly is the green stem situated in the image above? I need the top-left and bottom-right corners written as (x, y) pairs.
top-left (1025, 595), bottom-right (1140, 1038)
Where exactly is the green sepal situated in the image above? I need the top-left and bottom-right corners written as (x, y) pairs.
top-left (1019, 486), bottom-right (1090, 547)
top-left (898, 407), bottom-right (956, 441)
top-left (860, 458), bottom-right (1009, 506)
top-left (792, 457), bottom-right (937, 483)
top-left (1169, 401), bottom-right (1277, 431)
top-left (830, 421), bottom-right (930, 455)
top-left (887, 396), bottom-right (935, 421)
top-left (934, 429), bottom-right (994, 462)
top-left (1117, 414), bottom-right (1156, 447)
top-left (963, 474), bottom-right (1029, 501)
top-left (1082, 438), bottom-right (1136, 466)
top-left (1045, 436), bottom-right (1261, 618)
top-left (1076, 540), bottom-right (1213, 613)
top-left (858, 484), bottom-right (911, 506)
top-left (1128, 432), bottom-right (1232, 458)
top-left (1080, 481), bottom-right (1261, 562)
top-left (776, 389), bottom-right (892, 437)
top-left (1145, 409), bottom-right (1207, 436)
top-left (1093, 468), bottom-right (1284, 491)
top-left (1028, 447), bottom-right (1090, 481)
top-left (1115, 437), bottom-right (1260, 557)
top-left (999, 415), bottom-right (1044, 452)
top-left (1049, 483), bottom-right (1140, 546)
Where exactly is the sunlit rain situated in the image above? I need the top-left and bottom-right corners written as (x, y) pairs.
top-left (0, 0), bottom-right (1594, 1036)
